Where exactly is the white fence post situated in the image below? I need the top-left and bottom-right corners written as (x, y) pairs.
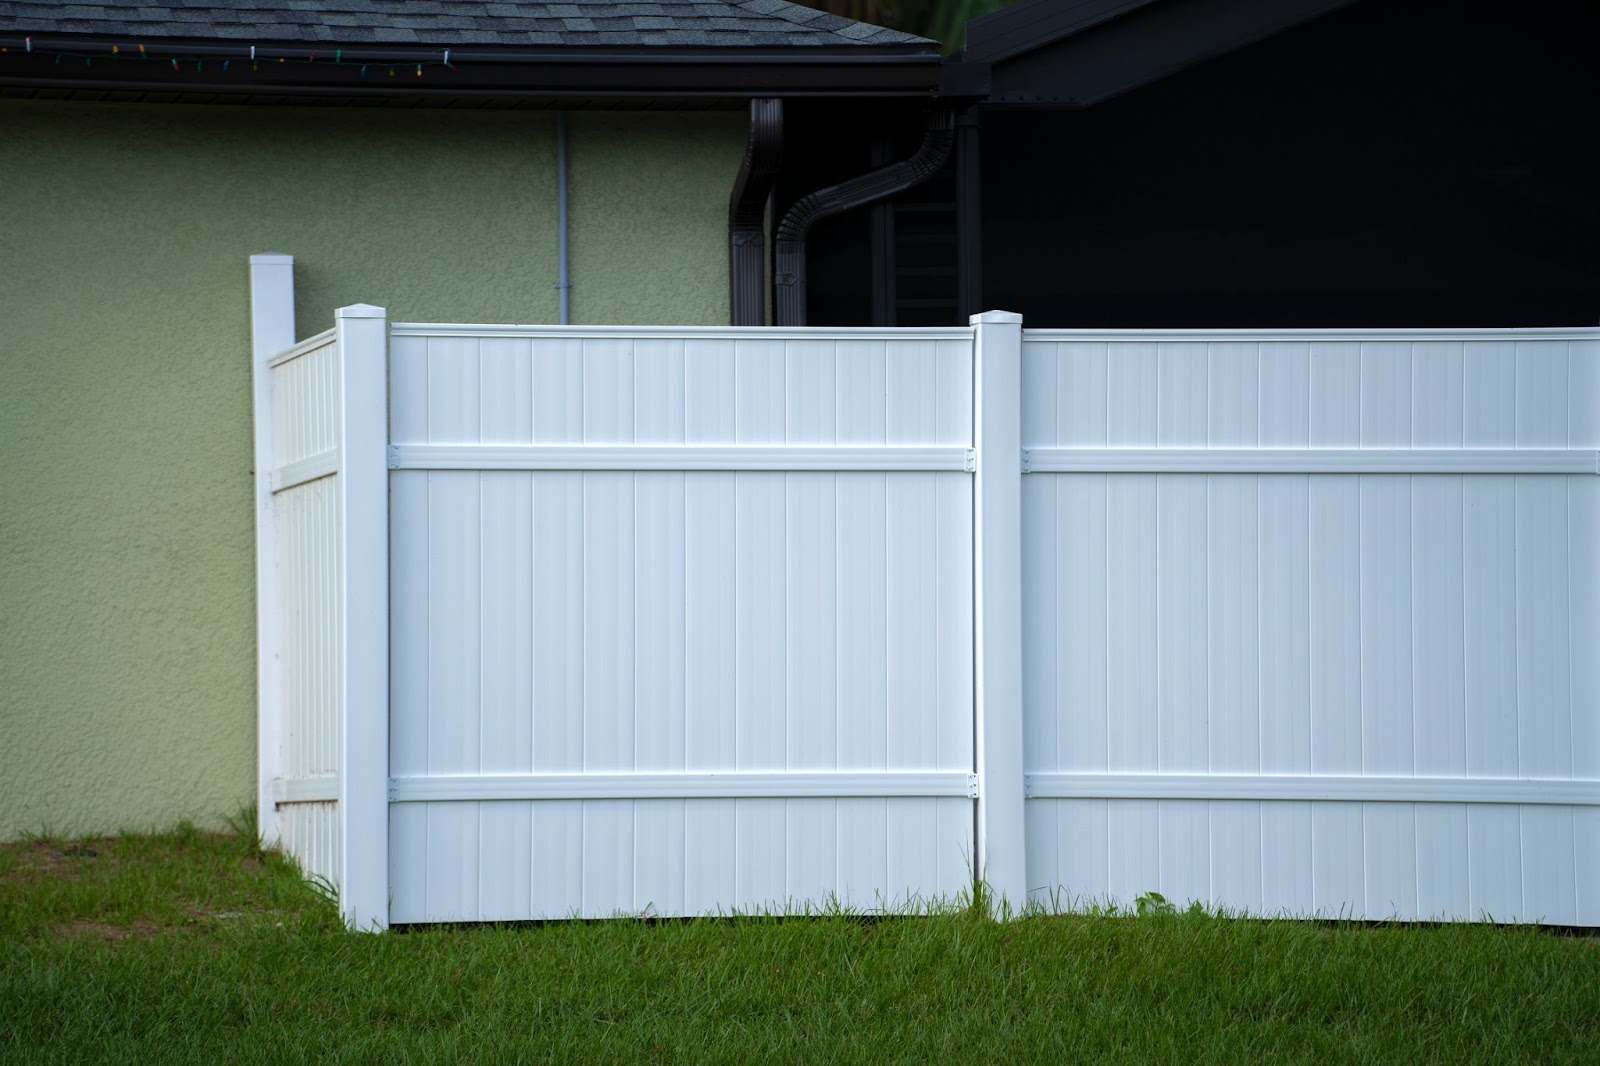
top-left (249, 254), bottom-right (296, 850)
top-left (335, 304), bottom-right (391, 931)
top-left (972, 309), bottom-right (1028, 916)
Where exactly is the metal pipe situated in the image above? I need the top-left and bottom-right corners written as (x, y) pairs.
top-left (773, 109), bottom-right (955, 327)
top-left (557, 110), bottom-right (571, 325)
top-left (955, 107), bottom-right (983, 321)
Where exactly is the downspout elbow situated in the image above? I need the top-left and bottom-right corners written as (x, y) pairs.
top-left (774, 109), bottom-right (956, 327)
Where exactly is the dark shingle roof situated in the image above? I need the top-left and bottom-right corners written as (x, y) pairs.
top-left (0, 0), bottom-right (930, 47)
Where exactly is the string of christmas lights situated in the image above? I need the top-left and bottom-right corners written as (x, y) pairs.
top-left (0, 36), bottom-right (460, 78)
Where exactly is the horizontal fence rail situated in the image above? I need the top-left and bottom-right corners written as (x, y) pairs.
top-left (1025, 773), bottom-right (1600, 806)
top-left (388, 444), bottom-right (975, 472)
top-left (389, 322), bottom-right (976, 341)
top-left (1020, 327), bottom-right (1600, 342)
top-left (272, 777), bottom-right (340, 804)
top-left (270, 449), bottom-right (341, 492)
top-left (1022, 448), bottom-right (1600, 474)
top-left (268, 327), bottom-right (337, 368)
top-left (390, 772), bottom-right (980, 802)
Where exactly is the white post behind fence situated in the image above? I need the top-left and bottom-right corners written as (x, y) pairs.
top-left (249, 254), bottom-right (296, 850)
top-left (335, 304), bottom-right (391, 932)
top-left (972, 310), bottom-right (1028, 915)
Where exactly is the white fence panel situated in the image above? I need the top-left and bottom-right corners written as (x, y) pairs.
top-left (262, 329), bottom-right (344, 897)
top-left (385, 326), bottom-right (977, 922)
top-left (254, 257), bottom-right (389, 929)
top-left (1020, 330), bottom-right (1600, 924)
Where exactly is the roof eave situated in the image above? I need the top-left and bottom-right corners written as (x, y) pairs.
top-left (0, 34), bottom-right (945, 101)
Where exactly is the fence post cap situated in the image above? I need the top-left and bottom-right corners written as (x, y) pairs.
top-left (970, 310), bottom-right (1023, 325)
top-left (337, 304), bottom-right (388, 319)
top-left (249, 253), bottom-right (295, 265)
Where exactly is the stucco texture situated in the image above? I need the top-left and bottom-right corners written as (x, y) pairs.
top-left (0, 99), bottom-right (743, 840)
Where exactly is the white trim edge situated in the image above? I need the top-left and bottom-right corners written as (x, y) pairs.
top-left (389, 772), bottom-right (979, 802)
top-left (1024, 773), bottom-right (1600, 806)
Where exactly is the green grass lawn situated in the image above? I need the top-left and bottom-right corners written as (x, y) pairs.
top-left (3, 824), bottom-right (1597, 1064)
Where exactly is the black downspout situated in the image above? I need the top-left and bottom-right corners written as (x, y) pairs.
top-left (955, 107), bottom-right (983, 322)
top-left (867, 133), bottom-right (897, 326)
top-left (728, 98), bottom-right (784, 326)
top-left (773, 109), bottom-right (956, 327)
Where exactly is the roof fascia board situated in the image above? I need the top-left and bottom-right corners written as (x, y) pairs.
top-left (938, 59), bottom-right (991, 100)
top-left (0, 35), bottom-right (936, 64)
top-left (963, 0), bottom-right (1161, 65)
top-left (0, 38), bottom-right (942, 99)
top-left (982, 0), bottom-right (1357, 108)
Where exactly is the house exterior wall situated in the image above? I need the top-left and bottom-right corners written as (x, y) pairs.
top-left (0, 98), bottom-right (744, 840)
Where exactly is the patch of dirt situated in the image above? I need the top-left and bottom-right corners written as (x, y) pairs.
top-left (5, 832), bottom-right (298, 944)
top-left (2, 840), bottom-right (107, 886)
top-left (56, 918), bottom-right (163, 943)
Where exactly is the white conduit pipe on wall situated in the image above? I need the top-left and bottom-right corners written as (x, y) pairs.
top-left (556, 111), bottom-right (571, 325)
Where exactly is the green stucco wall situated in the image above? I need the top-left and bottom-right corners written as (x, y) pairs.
top-left (0, 99), bottom-right (744, 840)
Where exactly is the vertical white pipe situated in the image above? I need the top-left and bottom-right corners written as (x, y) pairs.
top-left (557, 111), bottom-right (571, 325)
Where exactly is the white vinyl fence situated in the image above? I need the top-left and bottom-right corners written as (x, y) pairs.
top-left (383, 324), bottom-right (978, 923)
top-left (251, 256), bottom-right (388, 927)
top-left (250, 255), bottom-right (1600, 930)
top-left (259, 325), bottom-right (342, 894)
top-left (1019, 332), bottom-right (1600, 925)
